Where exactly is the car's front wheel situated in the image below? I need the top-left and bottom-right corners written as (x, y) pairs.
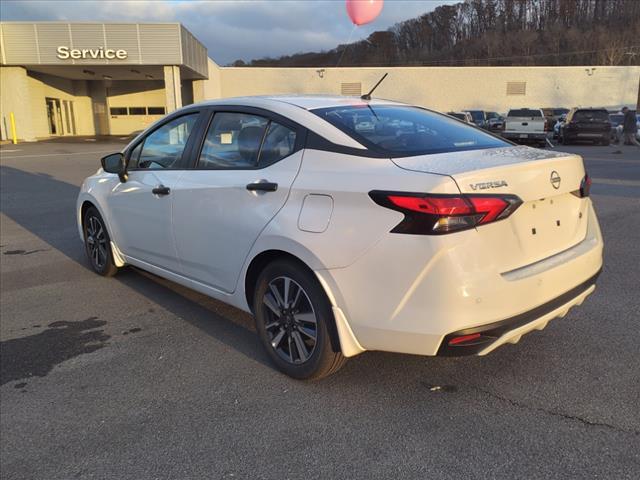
top-left (83, 206), bottom-right (118, 277)
top-left (253, 259), bottom-right (346, 380)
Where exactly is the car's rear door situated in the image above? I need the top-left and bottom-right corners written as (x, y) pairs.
top-left (171, 107), bottom-right (305, 293)
top-left (106, 111), bottom-right (203, 273)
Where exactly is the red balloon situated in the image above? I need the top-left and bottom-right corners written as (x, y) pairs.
top-left (346, 0), bottom-right (384, 26)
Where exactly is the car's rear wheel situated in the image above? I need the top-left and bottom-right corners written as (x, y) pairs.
top-left (253, 259), bottom-right (346, 380)
top-left (83, 206), bottom-right (118, 277)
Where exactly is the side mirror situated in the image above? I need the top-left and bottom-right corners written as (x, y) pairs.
top-left (101, 153), bottom-right (127, 183)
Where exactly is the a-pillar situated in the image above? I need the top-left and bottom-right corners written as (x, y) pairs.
top-left (163, 65), bottom-right (182, 113)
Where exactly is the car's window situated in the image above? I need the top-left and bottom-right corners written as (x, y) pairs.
top-left (313, 105), bottom-right (508, 156)
top-left (259, 121), bottom-right (297, 165)
top-left (573, 110), bottom-right (609, 122)
top-left (507, 109), bottom-right (543, 117)
top-left (198, 112), bottom-right (297, 169)
top-left (133, 114), bottom-right (198, 169)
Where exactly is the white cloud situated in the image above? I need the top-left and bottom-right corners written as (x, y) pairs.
top-left (0, 0), bottom-right (458, 64)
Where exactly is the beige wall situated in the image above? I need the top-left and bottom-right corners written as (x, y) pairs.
top-left (30, 72), bottom-right (94, 136)
top-left (3, 62), bottom-right (638, 141)
top-left (212, 65), bottom-right (640, 113)
top-left (0, 67), bottom-right (95, 140)
top-left (106, 80), bottom-right (166, 135)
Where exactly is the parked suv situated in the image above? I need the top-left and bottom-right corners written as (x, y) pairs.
top-left (559, 108), bottom-right (611, 146)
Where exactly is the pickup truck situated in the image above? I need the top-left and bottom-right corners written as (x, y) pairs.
top-left (502, 108), bottom-right (548, 147)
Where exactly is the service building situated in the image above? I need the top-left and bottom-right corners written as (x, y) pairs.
top-left (1, 21), bottom-right (638, 142)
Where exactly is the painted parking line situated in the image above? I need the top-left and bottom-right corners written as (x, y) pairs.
top-left (0, 150), bottom-right (115, 160)
top-left (592, 178), bottom-right (640, 187)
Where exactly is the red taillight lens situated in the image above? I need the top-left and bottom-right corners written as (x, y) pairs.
top-left (387, 195), bottom-right (472, 216)
top-left (370, 191), bottom-right (522, 235)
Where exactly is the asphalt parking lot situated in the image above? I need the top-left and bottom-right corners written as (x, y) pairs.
top-left (1, 138), bottom-right (639, 479)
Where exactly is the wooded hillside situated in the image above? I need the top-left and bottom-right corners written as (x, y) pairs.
top-left (236, 0), bottom-right (640, 67)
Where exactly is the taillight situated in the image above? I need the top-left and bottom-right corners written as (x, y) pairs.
top-left (571, 174), bottom-right (592, 198)
top-left (369, 191), bottom-right (523, 235)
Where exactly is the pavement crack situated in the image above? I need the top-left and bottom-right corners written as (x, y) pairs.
top-left (472, 386), bottom-right (639, 436)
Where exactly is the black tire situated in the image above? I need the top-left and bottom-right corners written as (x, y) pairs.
top-left (83, 206), bottom-right (119, 277)
top-left (253, 259), bottom-right (346, 380)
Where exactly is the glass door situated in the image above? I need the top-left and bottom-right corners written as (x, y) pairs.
top-left (45, 98), bottom-right (61, 135)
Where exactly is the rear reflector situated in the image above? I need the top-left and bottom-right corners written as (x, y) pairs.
top-left (370, 191), bottom-right (522, 235)
top-left (449, 333), bottom-right (481, 345)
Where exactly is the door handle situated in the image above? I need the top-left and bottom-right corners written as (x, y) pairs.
top-left (246, 182), bottom-right (278, 192)
top-left (152, 185), bottom-right (171, 196)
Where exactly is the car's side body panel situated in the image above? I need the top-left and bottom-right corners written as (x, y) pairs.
top-left (172, 150), bottom-right (305, 293)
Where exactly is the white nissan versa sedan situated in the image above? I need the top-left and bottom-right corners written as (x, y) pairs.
top-left (77, 96), bottom-right (603, 379)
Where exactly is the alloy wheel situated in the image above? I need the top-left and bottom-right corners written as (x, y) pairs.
top-left (262, 276), bottom-right (318, 364)
top-left (85, 215), bottom-right (108, 270)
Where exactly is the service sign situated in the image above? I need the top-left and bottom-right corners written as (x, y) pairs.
top-left (57, 46), bottom-right (128, 60)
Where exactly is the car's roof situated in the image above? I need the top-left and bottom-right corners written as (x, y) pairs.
top-left (197, 95), bottom-right (404, 111)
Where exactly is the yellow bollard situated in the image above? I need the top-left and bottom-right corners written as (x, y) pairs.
top-left (9, 112), bottom-right (18, 144)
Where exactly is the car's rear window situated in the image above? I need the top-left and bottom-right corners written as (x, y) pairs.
top-left (507, 109), bottom-right (543, 117)
top-left (312, 105), bottom-right (508, 156)
top-left (574, 110), bottom-right (609, 122)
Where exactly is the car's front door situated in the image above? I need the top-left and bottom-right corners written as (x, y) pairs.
top-left (172, 109), bottom-right (304, 293)
top-left (107, 112), bottom-right (201, 273)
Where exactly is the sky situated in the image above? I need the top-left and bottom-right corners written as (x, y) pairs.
top-left (0, 0), bottom-right (457, 65)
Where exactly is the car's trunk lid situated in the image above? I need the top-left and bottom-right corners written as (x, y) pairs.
top-left (391, 146), bottom-right (590, 271)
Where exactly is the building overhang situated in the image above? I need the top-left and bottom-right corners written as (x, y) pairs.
top-left (0, 22), bottom-right (208, 80)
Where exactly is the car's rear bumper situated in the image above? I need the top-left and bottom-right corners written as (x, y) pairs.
top-left (502, 132), bottom-right (547, 141)
top-left (319, 199), bottom-right (603, 357)
top-left (437, 269), bottom-right (600, 356)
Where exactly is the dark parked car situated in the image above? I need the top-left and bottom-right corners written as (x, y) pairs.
top-left (559, 108), bottom-right (611, 146)
top-left (485, 112), bottom-right (505, 132)
top-left (465, 110), bottom-right (487, 128)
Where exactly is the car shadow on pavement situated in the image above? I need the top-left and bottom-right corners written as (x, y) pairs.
top-left (0, 165), bottom-right (271, 370)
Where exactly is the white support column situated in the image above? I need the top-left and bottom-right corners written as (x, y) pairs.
top-left (163, 65), bottom-right (182, 113)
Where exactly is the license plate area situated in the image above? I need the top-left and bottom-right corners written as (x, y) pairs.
top-left (509, 195), bottom-right (588, 263)
top-left (519, 134), bottom-right (528, 138)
